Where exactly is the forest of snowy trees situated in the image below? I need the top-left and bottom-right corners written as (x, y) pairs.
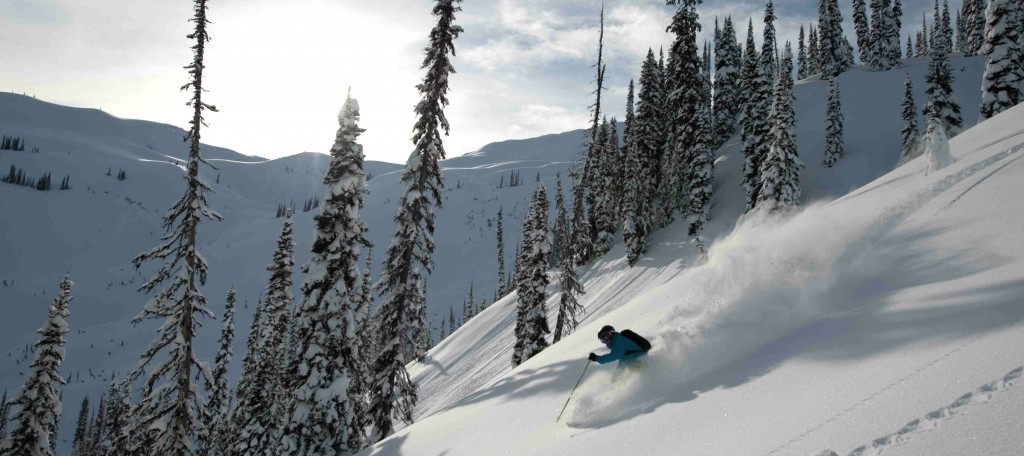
top-left (2, 0), bottom-right (1022, 454)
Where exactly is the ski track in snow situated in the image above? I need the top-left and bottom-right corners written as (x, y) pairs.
top-left (823, 365), bottom-right (1023, 456)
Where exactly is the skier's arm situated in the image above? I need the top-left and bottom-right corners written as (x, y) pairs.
top-left (593, 339), bottom-right (626, 364)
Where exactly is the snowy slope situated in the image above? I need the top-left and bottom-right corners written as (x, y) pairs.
top-left (365, 64), bottom-right (1024, 454)
top-left (0, 54), bottom-right (1009, 455)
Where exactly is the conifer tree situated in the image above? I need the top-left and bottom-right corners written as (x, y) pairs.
top-left (908, 35), bottom-right (915, 58)
top-left (924, 115), bottom-right (955, 173)
top-left (512, 185), bottom-right (551, 366)
top-left (371, 0), bottom-right (461, 441)
top-left (0, 390), bottom-right (9, 442)
top-left (463, 283), bottom-right (475, 323)
top-left (553, 174), bottom-right (570, 272)
top-left (854, 0), bottom-right (873, 64)
top-left (71, 397), bottom-right (90, 456)
top-left (581, 4), bottom-right (607, 246)
top-left (634, 50), bottom-right (664, 238)
top-left (236, 213), bottom-right (295, 456)
top-left (280, 93), bottom-right (370, 455)
top-left (496, 207), bottom-right (506, 297)
top-left (448, 305), bottom-right (456, 333)
top-left (714, 17), bottom-right (742, 147)
top-left (762, 0), bottom-right (779, 78)
top-left (819, 0), bottom-right (854, 77)
top-left (89, 396), bottom-right (106, 456)
top-left (126, 0), bottom-right (219, 452)
top-left (808, 24), bottom-right (820, 74)
top-left (569, 168), bottom-right (593, 261)
top-left (103, 378), bottom-right (130, 456)
top-left (664, 0), bottom-right (704, 221)
top-left (979, 0), bottom-right (1023, 121)
top-left (198, 286), bottom-right (234, 456)
top-left (969, 0), bottom-right (988, 55)
top-left (870, 0), bottom-right (902, 70)
top-left (900, 74), bottom-right (922, 163)
top-left (892, 0), bottom-right (904, 54)
top-left (823, 80), bottom-right (847, 167)
top-left (593, 118), bottom-right (619, 254)
top-left (0, 275), bottom-right (72, 456)
top-left (923, 9), bottom-right (964, 136)
top-left (740, 20), bottom-right (765, 209)
top-left (759, 43), bottom-right (802, 209)
top-left (622, 82), bottom-right (649, 266)
top-left (797, 25), bottom-right (809, 79)
top-left (553, 173), bottom-right (584, 342)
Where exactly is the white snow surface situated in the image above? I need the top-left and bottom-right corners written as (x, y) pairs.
top-left (2, 55), bottom-right (1023, 455)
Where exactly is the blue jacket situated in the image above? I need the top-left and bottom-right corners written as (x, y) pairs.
top-left (594, 332), bottom-right (646, 366)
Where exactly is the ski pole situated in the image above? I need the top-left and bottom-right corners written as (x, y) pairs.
top-left (556, 359), bottom-right (592, 422)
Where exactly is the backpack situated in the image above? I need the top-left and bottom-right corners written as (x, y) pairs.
top-left (620, 329), bottom-right (652, 352)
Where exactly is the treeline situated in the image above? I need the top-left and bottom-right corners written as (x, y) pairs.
top-left (2, 165), bottom-right (70, 190)
top-left (1, 135), bottom-right (26, 151)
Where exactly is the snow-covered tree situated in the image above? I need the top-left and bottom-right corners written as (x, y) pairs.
top-left (371, 0), bottom-right (462, 441)
top-left (923, 8), bottom-right (964, 136)
top-left (687, 46), bottom-right (715, 235)
top-left (714, 16), bottom-right (742, 147)
top-left (568, 167), bottom-right (592, 262)
top-left (740, 19), bottom-right (764, 209)
top-left (198, 286), bottom-right (234, 456)
top-left (496, 207), bottom-right (506, 297)
top-left (762, 0), bottom-right (779, 78)
top-left (280, 93), bottom-right (370, 455)
top-left (125, 0), bottom-right (220, 452)
top-left (581, 4), bottom-right (607, 249)
top-left (808, 24), bottom-right (820, 75)
top-left (462, 283), bottom-right (475, 323)
top-left (797, 25), bottom-right (809, 79)
top-left (968, 0), bottom-right (988, 55)
top-left (0, 275), bottom-right (72, 456)
top-left (924, 115), bottom-right (955, 173)
top-left (71, 397), bottom-right (90, 456)
top-left (0, 390), bottom-right (10, 443)
top-left (979, 0), bottom-right (1023, 121)
top-left (900, 74), bottom-right (922, 163)
top-left (664, 0), bottom-right (704, 220)
top-left (89, 395), bottom-right (107, 456)
top-left (512, 185), bottom-right (551, 366)
top-left (854, 0), bottom-right (873, 64)
top-left (236, 213), bottom-right (295, 456)
top-left (592, 118), bottom-right (619, 255)
top-left (759, 43), bottom-right (803, 209)
top-left (823, 80), bottom-right (847, 167)
top-left (553, 174), bottom-right (584, 342)
top-left (819, 0), bottom-right (855, 77)
top-left (870, 0), bottom-right (902, 70)
top-left (103, 378), bottom-right (130, 456)
top-left (632, 50), bottom-right (662, 243)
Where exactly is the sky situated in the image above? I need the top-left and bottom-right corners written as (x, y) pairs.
top-left (0, 0), bottom-right (946, 164)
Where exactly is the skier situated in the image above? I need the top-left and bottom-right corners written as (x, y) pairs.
top-left (588, 325), bottom-right (650, 374)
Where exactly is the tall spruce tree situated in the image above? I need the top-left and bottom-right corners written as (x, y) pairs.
top-left (553, 174), bottom-right (584, 342)
top-left (854, 0), bottom-right (873, 64)
top-left (582, 4), bottom-right (607, 248)
top-left (798, 25), bottom-right (809, 79)
top-left (900, 74), bottom-right (922, 163)
top-left (870, 0), bottom-right (901, 70)
top-left (823, 80), bottom-right (847, 167)
top-left (714, 16), bottom-right (742, 147)
top-left (126, 0), bottom-right (220, 452)
top-left (592, 118), bottom-right (619, 254)
top-left (740, 20), bottom-right (765, 209)
top-left (89, 395), bottom-right (107, 456)
top-left (103, 377), bottom-right (130, 456)
top-left (496, 207), bottom-right (506, 297)
top-left (463, 283), bottom-right (475, 323)
top-left (0, 275), bottom-right (72, 456)
top-left (236, 213), bottom-right (295, 456)
top-left (552, 175), bottom-right (569, 269)
top-left (198, 286), bottom-right (235, 456)
top-left (622, 81), bottom-right (649, 266)
top-left (371, 0), bottom-right (461, 441)
top-left (0, 390), bottom-right (9, 443)
top-left (280, 94), bottom-right (370, 455)
top-left (664, 0), bottom-right (704, 221)
top-left (969, 0), bottom-right (988, 55)
top-left (758, 43), bottom-right (802, 208)
top-left (819, 0), bottom-right (854, 77)
top-left (923, 7), bottom-right (964, 136)
top-left (979, 0), bottom-right (1023, 121)
top-left (512, 185), bottom-right (551, 366)
top-left (762, 0), bottom-right (779, 77)
top-left (71, 397), bottom-right (90, 456)
top-left (687, 41), bottom-right (715, 235)
top-left (808, 24), bottom-right (820, 75)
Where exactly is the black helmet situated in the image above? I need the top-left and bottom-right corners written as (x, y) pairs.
top-left (597, 325), bottom-right (615, 341)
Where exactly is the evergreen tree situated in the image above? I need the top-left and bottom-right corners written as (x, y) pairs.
top-left (463, 283), bottom-right (475, 323)
top-left (592, 118), bottom-right (619, 254)
top-left (512, 185), bottom-right (551, 366)
top-left (89, 395), bottom-right (106, 456)
top-left (236, 214), bottom-right (295, 456)
top-left (198, 286), bottom-right (235, 456)
top-left (923, 8), bottom-right (964, 136)
top-left (854, 0), bottom-right (873, 64)
top-left (582, 4), bottom-right (607, 247)
top-left (664, 0), bottom-right (704, 222)
top-left (714, 17), bottom-right (742, 147)
top-left (0, 390), bottom-right (9, 442)
top-left (552, 174), bottom-right (570, 272)
top-left (280, 93), bottom-right (370, 455)
top-left (762, 0), bottom-right (779, 78)
top-left (568, 168), bottom-right (592, 262)
top-left (797, 25), bottom-right (809, 79)
top-left (71, 397), bottom-right (90, 456)
top-left (634, 49), bottom-right (664, 240)
top-left (103, 378), bottom-right (130, 456)
top-left (496, 207), bottom-right (506, 297)
top-left (870, 0), bottom-right (901, 70)
top-left (908, 35), bottom-right (915, 58)
top-left (758, 43), bottom-right (802, 209)
top-left (892, 0), bottom-right (904, 55)
top-left (553, 172), bottom-right (583, 342)
top-left (808, 24), bottom-right (820, 74)
top-left (823, 80), bottom-right (847, 167)
top-left (687, 64), bottom-right (714, 235)
top-left (371, 0), bottom-right (461, 441)
top-left (924, 114), bottom-right (955, 173)
top-left (126, 0), bottom-right (219, 452)
top-left (622, 82), bottom-right (649, 266)
top-left (0, 275), bottom-right (72, 456)
top-left (819, 0), bottom-right (854, 77)
top-left (740, 19), bottom-right (764, 209)
top-left (979, 0), bottom-right (1023, 121)
top-left (448, 305), bottom-right (456, 333)
top-left (900, 74), bottom-right (922, 163)
top-left (969, 0), bottom-right (988, 55)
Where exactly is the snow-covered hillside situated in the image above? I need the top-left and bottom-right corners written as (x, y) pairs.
top-left (1, 53), bottom-right (1017, 455)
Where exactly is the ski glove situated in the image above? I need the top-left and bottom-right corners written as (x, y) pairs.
top-left (588, 353), bottom-right (597, 361)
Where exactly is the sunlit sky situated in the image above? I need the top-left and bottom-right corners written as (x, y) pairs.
top-left (1, 0), bottom-right (943, 164)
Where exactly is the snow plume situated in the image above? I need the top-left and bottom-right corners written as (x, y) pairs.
top-left (567, 196), bottom-right (913, 427)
